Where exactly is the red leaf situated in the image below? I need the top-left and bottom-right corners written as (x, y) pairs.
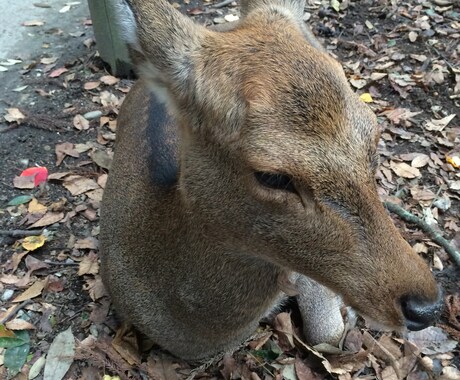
top-left (20, 167), bottom-right (48, 186)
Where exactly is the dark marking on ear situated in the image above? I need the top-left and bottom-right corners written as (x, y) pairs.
top-left (147, 97), bottom-right (179, 188)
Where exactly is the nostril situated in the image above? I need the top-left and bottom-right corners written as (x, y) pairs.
top-left (400, 292), bottom-right (443, 331)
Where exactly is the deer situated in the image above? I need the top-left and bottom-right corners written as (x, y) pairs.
top-left (100, 0), bottom-right (442, 361)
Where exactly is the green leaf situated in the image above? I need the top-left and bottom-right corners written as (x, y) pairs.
top-left (7, 195), bottom-right (32, 206)
top-left (0, 329), bottom-right (29, 349)
top-left (4, 342), bottom-right (30, 376)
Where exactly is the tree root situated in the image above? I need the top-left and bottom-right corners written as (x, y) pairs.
top-left (384, 201), bottom-right (460, 267)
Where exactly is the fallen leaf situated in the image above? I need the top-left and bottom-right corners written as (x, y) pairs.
top-left (83, 277), bottom-right (107, 301)
top-left (73, 114), bottom-right (90, 130)
top-left (20, 166), bottom-right (48, 187)
top-left (407, 327), bottom-right (458, 355)
top-left (49, 67), bottom-right (68, 78)
top-left (22, 235), bottom-right (46, 251)
top-left (40, 57), bottom-right (58, 65)
top-left (5, 319), bottom-right (36, 330)
top-left (13, 176), bottom-right (35, 189)
top-left (381, 108), bottom-right (422, 125)
top-left (7, 195), bottom-right (32, 206)
top-left (26, 255), bottom-right (49, 272)
top-left (28, 198), bottom-right (47, 214)
top-left (45, 275), bottom-right (65, 293)
top-left (63, 175), bottom-right (99, 195)
top-left (90, 149), bottom-right (113, 170)
top-left (12, 280), bottom-right (45, 302)
top-left (78, 251), bottom-right (100, 275)
top-left (75, 237), bottom-right (99, 250)
top-left (4, 108), bottom-right (26, 123)
top-left (411, 154), bottom-right (430, 168)
top-left (100, 75), bottom-right (119, 85)
top-left (55, 142), bottom-right (80, 166)
top-left (43, 328), bottom-right (75, 380)
top-left (29, 356), bottom-right (46, 380)
top-left (274, 313), bottom-right (295, 350)
top-left (360, 93), bottom-right (373, 103)
top-left (390, 161), bottom-right (421, 178)
top-left (425, 114), bottom-right (456, 132)
top-left (29, 212), bottom-right (64, 228)
top-left (84, 81), bottom-right (101, 90)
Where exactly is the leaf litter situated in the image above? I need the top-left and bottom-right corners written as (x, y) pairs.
top-left (0, 0), bottom-right (459, 378)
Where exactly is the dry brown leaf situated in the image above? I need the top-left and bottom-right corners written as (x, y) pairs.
top-left (30, 211), bottom-right (64, 228)
top-left (28, 198), bottom-right (47, 214)
top-left (73, 114), bottom-right (90, 130)
top-left (390, 161), bottom-right (421, 179)
top-left (98, 91), bottom-right (120, 107)
top-left (90, 149), bottom-right (113, 170)
top-left (84, 81), bottom-right (101, 90)
top-left (5, 319), bottom-right (36, 330)
top-left (55, 142), bottom-right (80, 166)
top-left (9, 251), bottom-right (29, 273)
top-left (381, 108), bottom-right (422, 125)
top-left (411, 154), bottom-right (430, 168)
top-left (86, 188), bottom-right (104, 202)
top-left (78, 251), bottom-right (100, 275)
top-left (112, 324), bottom-right (142, 366)
top-left (274, 312), bottom-right (295, 349)
top-left (75, 237), bottom-right (99, 250)
top-left (4, 108), bottom-right (26, 123)
top-left (45, 275), bottom-right (65, 293)
top-left (100, 75), bottom-right (120, 85)
top-left (407, 327), bottom-right (457, 355)
top-left (144, 354), bottom-right (179, 380)
top-left (26, 255), bottom-right (50, 272)
top-left (63, 175), bottom-right (99, 195)
top-left (13, 175), bottom-right (35, 189)
top-left (83, 277), bottom-right (107, 301)
top-left (47, 172), bottom-right (71, 180)
top-left (0, 274), bottom-right (22, 285)
top-left (425, 114), bottom-right (456, 132)
top-left (97, 174), bottom-right (108, 188)
top-left (49, 67), bottom-right (68, 78)
top-left (410, 187), bottom-right (436, 201)
top-left (12, 280), bottom-right (45, 302)
top-left (295, 356), bottom-right (323, 380)
top-left (381, 366), bottom-right (399, 380)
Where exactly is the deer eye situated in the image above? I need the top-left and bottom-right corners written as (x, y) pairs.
top-left (255, 172), bottom-right (296, 193)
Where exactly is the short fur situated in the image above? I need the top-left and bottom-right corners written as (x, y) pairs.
top-left (101, 0), bottom-right (440, 360)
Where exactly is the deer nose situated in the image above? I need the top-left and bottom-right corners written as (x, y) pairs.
top-left (400, 291), bottom-right (443, 331)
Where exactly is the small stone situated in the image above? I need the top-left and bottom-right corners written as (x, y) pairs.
top-left (84, 110), bottom-right (103, 120)
top-left (2, 289), bottom-right (14, 301)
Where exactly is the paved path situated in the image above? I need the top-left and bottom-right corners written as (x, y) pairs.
top-left (0, 0), bottom-right (89, 59)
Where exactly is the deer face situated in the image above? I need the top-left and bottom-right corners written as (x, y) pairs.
top-left (123, 0), bottom-right (441, 332)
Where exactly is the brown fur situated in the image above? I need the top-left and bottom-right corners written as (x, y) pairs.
top-left (100, 0), bottom-right (440, 360)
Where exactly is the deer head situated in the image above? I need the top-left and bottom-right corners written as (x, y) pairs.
top-left (119, 0), bottom-right (441, 334)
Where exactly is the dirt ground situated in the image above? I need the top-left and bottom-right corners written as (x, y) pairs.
top-left (0, 0), bottom-right (459, 379)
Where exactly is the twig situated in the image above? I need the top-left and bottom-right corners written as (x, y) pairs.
top-left (211, 0), bottom-right (234, 8)
top-left (384, 202), bottom-right (460, 267)
top-left (0, 229), bottom-right (43, 237)
top-left (0, 299), bottom-right (33, 324)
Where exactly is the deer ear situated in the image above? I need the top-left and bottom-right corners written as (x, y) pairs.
top-left (117, 0), bottom-right (210, 106)
top-left (239, 0), bottom-right (324, 52)
top-left (240, 0), bottom-right (305, 18)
